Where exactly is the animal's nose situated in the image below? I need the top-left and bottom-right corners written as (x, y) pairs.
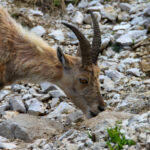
top-left (89, 105), bottom-right (106, 118)
top-left (98, 105), bottom-right (105, 112)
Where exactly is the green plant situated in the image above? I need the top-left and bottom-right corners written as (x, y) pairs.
top-left (131, 39), bottom-right (135, 48)
top-left (53, 0), bottom-right (61, 6)
top-left (111, 43), bottom-right (123, 53)
top-left (86, 130), bottom-right (93, 139)
top-left (86, 130), bottom-right (96, 142)
top-left (106, 124), bottom-right (136, 150)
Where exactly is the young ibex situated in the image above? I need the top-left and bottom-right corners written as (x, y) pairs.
top-left (0, 6), bottom-right (106, 118)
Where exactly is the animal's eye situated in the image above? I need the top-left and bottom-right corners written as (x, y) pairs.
top-left (79, 78), bottom-right (88, 84)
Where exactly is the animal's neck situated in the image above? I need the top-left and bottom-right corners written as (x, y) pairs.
top-left (17, 46), bottom-right (64, 85)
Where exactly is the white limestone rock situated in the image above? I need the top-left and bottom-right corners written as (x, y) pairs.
top-left (49, 29), bottom-right (65, 42)
top-left (27, 98), bottom-right (45, 115)
top-left (72, 11), bottom-right (84, 24)
top-left (126, 68), bottom-right (141, 77)
top-left (47, 102), bottom-right (75, 118)
top-left (119, 3), bottom-right (132, 12)
top-left (31, 25), bottom-right (46, 37)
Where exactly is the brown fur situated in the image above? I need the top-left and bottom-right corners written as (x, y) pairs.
top-left (0, 6), bottom-right (106, 118)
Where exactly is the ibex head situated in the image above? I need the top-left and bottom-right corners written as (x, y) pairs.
top-left (57, 11), bottom-right (106, 118)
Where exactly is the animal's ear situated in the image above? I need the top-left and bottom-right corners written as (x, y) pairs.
top-left (57, 47), bottom-right (70, 69)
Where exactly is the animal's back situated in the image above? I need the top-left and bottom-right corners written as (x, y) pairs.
top-left (0, 6), bottom-right (55, 62)
top-left (0, 6), bottom-right (20, 63)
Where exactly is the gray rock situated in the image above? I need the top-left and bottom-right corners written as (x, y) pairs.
top-left (128, 30), bottom-right (147, 40)
top-left (9, 96), bottom-right (26, 113)
top-left (116, 34), bottom-right (132, 45)
top-left (27, 98), bottom-right (45, 115)
top-left (0, 90), bottom-right (10, 101)
top-left (72, 11), bottom-right (84, 24)
top-left (66, 142), bottom-right (78, 150)
top-left (28, 9), bottom-right (43, 16)
top-left (22, 94), bottom-right (32, 100)
top-left (77, 143), bottom-right (84, 149)
top-left (66, 3), bottom-right (74, 11)
top-left (84, 12), bottom-right (101, 24)
top-left (58, 129), bottom-right (73, 141)
top-left (138, 133), bottom-right (147, 143)
top-left (146, 134), bottom-right (150, 148)
top-left (117, 63), bottom-right (126, 72)
top-left (78, 0), bottom-right (88, 8)
top-left (127, 112), bottom-right (150, 126)
top-left (40, 82), bottom-right (57, 93)
top-left (126, 68), bottom-right (141, 77)
top-left (130, 80), bottom-right (141, 86)
top-left (31, 25), bottom-right (46, 37)
top-left (50, 98), bottom-right (60, 108)
top-left (29, 88), bottom-right (41, 97)
top-left (47, 102), bottom-right (75, 118)
top-left (0, 136), bottom-right (8, 142)
top-left (0, 142), bottom-right (17, 149)
top-left (49, 29), bottom-right (65, 42)
top-left (144, 7), bottom-right (150, 17)
top-left (101, 76), bottom-right (115, 91)
top-left (131, 17), bottom-right (144, 26)
top-left (115, 30), bottom-right (125, 39)
top-left (43, 144), bottom-right (53, 150)
top-left (0, 114), bottom-right (63, 142)
top-left (121, 58), bottom-right (140, 64)
top-left (105, 69), bottom-right (124, 82)
top-left (101, 7), bottom-right (117, 21)
top-left (105, 48), bottom-right (115, 58)
top-left (49, 89), bottom-right (66, 98)
top-left (101, 37), bottom-right (111, 50)
top-left (127, 145), bottom-right (137, 150)
top-left (118, 11), bottom-right (130, 21)
top-left (116, 30), bottom-right (147, 45)
top-left (89, 0), bottom-right (101, 6)
top-left (101, 77), bottom-right (115, 91)
top-left (87, 5), bottom-right (104, 11)
top-left (143, 79), bottom-right (150, 84)
top-left (0, 102), bottom-right (10, 114)
top-left (91, 142), bottom-right (106, 150)
top-left (113, 24), bottom-right (131, 31)
top-left (119, 3), bottom-right (132, 12)
top-left (68, 31), bottom-right (77, 40)
top-left (143, 18), bottom-right (150, 29)
top-left (85, 139), bottom-right (93, 147)
top-left (40, 94), bottom-right (50, 102)
top-left (11, 84), bottom-right (25, 92)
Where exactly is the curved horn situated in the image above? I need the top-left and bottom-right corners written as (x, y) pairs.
top-left (89, 11), bottom-right (101, 64)
top-left (62, 22), bottom-right (92, 66)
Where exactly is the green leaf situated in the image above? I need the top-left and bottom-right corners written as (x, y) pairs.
top-left (106, 124), bottom-right (136, 150)
top-left (53, 0), bottom-right (61, 6)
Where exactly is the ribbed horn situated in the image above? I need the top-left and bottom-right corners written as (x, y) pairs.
top-left (62, 22), bottom-right (92, 66)
top-left (88, 10), bottom-right (101, 64)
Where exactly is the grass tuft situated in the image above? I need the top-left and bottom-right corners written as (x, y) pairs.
top-left (106, 123), bottom-right (136, 150)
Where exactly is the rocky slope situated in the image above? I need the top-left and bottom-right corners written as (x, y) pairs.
top-left (0, 0), bottom-right (149, 149)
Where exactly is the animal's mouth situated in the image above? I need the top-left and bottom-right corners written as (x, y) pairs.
top-left (90, 111), bottom-right (97, 117)
top-left (88, 106), bottom-right (106, 118)
top-left (98, 106), bottom-right (105, 112)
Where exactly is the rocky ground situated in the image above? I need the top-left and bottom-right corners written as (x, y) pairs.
top-left (0, 0), bottom-right (150, 149)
